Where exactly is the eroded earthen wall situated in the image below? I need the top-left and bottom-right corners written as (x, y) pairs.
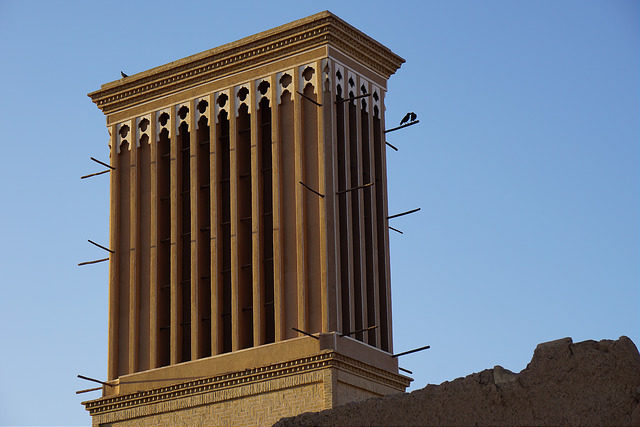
top-left (276, 336), bottom-right (640, 426)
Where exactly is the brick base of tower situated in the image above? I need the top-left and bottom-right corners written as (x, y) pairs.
top-left (82, 334), bottom-right (411, 426)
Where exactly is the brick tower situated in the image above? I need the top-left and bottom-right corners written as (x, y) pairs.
top-left (83, 11), bottom-right (410, 425)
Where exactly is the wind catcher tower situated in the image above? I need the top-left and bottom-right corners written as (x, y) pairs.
top-left (82, 11), bottom-right (410, 426)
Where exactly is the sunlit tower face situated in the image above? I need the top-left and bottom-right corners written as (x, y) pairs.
top-left (84, 11), bottom-right (409, 426)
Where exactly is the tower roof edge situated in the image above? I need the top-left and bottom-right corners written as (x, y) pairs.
top-left (88, 11), bottom-right (404, 115)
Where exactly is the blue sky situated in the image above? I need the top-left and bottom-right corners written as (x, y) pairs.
top-left (0, 1), bottom-right (637, 425)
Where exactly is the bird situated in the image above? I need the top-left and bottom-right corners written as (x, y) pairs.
top-left (410, 112), bottom-right (417, 122)
top-left (120, 71), bottom-right (128, 78)
top-left (399, 112), bottom-right (411, 125)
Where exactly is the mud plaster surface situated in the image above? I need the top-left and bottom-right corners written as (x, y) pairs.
top-left (275, 336), bottom-right (640, 426)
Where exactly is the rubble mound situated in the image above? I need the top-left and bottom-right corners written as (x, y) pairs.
top-left (275, 336), bottom-right (640, 426)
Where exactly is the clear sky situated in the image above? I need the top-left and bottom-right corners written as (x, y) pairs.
top-left (0, 0), bottom-right (637, 425)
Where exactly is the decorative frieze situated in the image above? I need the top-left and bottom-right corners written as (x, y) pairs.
top-left (298, 63), bottom-right (317, 94)
top-left (116, 121), bottom-right (132, 153)
top-left (155, 108), bottom-right (171, 141)
top-left (175, 102), bottom-right (191, 135)
top-left (235, 83), bottom-right (251, 116)
top-left (195, 96), bottom-right (211, 129)
top-left (214, 90), bottom-right (230, 123)
top-left (255, 78), bottom-right (272, 108)
top-left (136, 115), bottom-right (151, 146)
top-left (87, 12), bottom-right (404, 115)
top-left (276, 70), bottom-right (294, 104)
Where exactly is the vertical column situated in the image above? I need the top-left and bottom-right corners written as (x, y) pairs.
top-left (324, 59), bottom-right (340, 334)
top-left (334, 63), bottom-right (355, 336)
top-left (257, 82), bottom-right (275, 344)
top-left (293, 70), bottom-right (307, 331)
top-left (210, 95), bottom-right (221, 355)
top-left (195, 96), bottom-right (212, 358)
top-left (107, 125), bottom-right (119, 380)
top-left (343, 72), bottom-right (357, 336)
top-left (149, 116), bottom-right (158, 369)
top-left (136, 116), bottom-right (152, 371)
top-left (370, 96), bottom-right (382, 348)
top-left (237, 85), bottom-right (253, 349)
top-left (271, 74), bottom-right (285, 341)
top-left (170, 106), bottom-right (180, 365)
top-left (215, 92), bottom-right (232, 353)
top-left (369, 85), bottom-right (384, 349)
top-left (155, 110), bottom-right (172, 366)
top-left (316, 59), bottom-right (330, 332)
top-left (116, 123), bottom-right (132, 376)
top-left (176, 104), bottom-right (192, 362)
top-left (356, 74), bottom-right (369, 343)
top-left (300, 65), bottom-right (321, 334)
top-left (128, 118), bottom-right (139, 372)
top-left (229, 94), bottom-right (241, 351)
top-left (278, 72), bottom-right (297, 339)
top-left (251, 81), bottom-right (265, 346)
top-left (189, 99), bottom-right (200, 360)
top-left (359, 78), bottom-right (380, 347)
top-left (378, 91), bottom-right (393, 352)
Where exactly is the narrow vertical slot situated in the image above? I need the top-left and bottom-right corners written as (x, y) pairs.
top-left (373, 112), bottom-right (389, 351)
top-left (197, 116), bottom-right (211, 358)
top-left (237, 104), bottom-right (253, 349)
top-left (157, 129), bottom-right (171, 366)
top-left (179, 123), bottom-right (191, 362)
top-left (260, 98), bottom-right (275, 344)
top-left (117, 142), bottom-right (131, 376)
top-left (348, 100), bottom-right (363, 341)
top-left (361, 106), bottom-right (376, 347)
top-left (336, 90), bottom-right (350, 336)
top-left (219, 111), bottom-right (232, 353)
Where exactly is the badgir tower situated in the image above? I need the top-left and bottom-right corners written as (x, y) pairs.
top-left (82, 11), bottom-right (412, 425)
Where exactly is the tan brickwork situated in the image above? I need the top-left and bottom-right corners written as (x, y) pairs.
top-left (333, 369), bottom-right (401, 407)
top-left (101, 375), bottom-right (325, 426)
top-left (84, 351), bottom-right (410, 426)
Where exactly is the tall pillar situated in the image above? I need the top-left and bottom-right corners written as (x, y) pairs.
top-left (149, 115), bottom-right (159, 369)
top-left (107, 124), bottom-right (119, 380)
top-left (270, 73), bottom-right (286, 342)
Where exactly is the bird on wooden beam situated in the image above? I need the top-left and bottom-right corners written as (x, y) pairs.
top-left (120, 71), bottom-right (128, 78)
top-left (400, 112), bottom-right (417, 125)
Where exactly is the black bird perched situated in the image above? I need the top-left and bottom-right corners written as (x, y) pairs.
top-left (399, 112), bottom-right (411, 125)
top-left (410, 112), bottom-right (417, 122)
top-left (120, 71), bottom-right (128, 78)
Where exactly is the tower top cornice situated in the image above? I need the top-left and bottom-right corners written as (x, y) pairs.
top-left (88, 10), bottom-right (405, 115)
